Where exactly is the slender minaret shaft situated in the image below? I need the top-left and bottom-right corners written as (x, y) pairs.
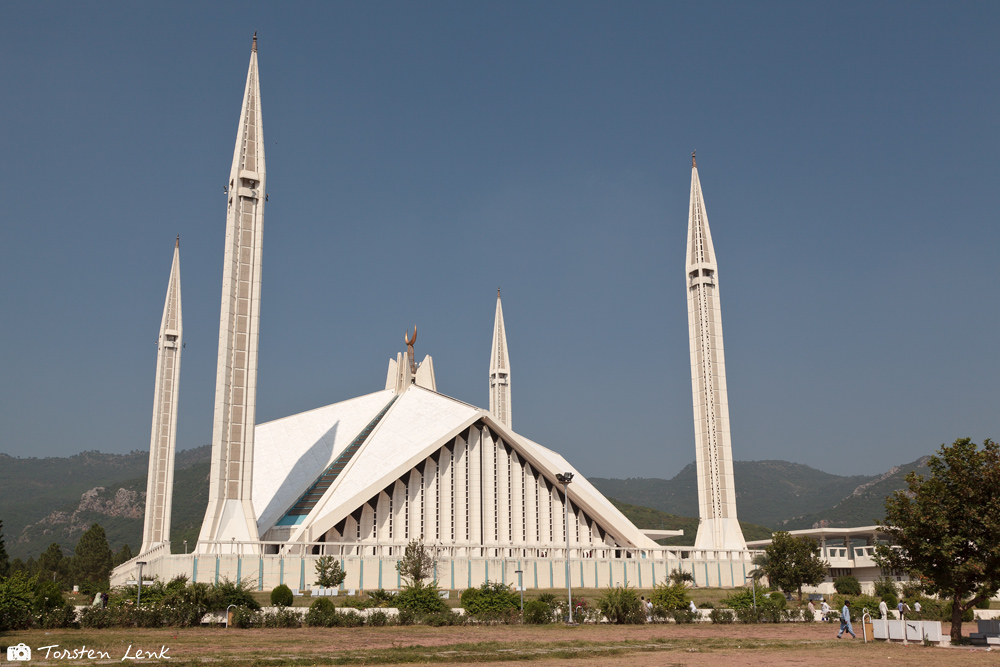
top-left (141, 238), bottom-right (183, 554)
top-left (199, 34), bottom-right (265, 552)
top-left (685, 154), bottom-right (745, 551)
top-left (489, 289), bottom-right (512, 428)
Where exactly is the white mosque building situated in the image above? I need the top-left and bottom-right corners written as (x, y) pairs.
top-left (112, 36), bottom-right (753, 591)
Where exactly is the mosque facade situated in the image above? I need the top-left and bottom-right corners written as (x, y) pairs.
top-left (113, 37), bottom-right (754, 591)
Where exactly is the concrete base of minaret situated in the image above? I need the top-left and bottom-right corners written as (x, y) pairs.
top-left (694, 517), bottom-right (747, 551)
top-left (197, 499), bottom-right (260, 554)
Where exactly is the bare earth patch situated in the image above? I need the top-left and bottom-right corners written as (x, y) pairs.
top-left (3, 623), bottom-right (996, 666)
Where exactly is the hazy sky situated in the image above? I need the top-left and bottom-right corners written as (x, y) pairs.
top-left (2, 2), bottom-right (997, 480)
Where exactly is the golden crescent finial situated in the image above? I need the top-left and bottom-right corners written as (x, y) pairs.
top-left (404, 326), bottom-right (417, 346)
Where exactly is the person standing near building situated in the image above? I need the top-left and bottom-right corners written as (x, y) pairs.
top-left (837, 600), bottom-right (857, 639)
top-left (879, 599), bottom-right (889, 619)
top-left (821, 598), bottom-right (830, 621)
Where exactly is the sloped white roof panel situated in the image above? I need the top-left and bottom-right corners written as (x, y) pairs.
top-left (307, 386), bottom-right (479, 528)
top-left (253, 389), bottom-right (395, 532)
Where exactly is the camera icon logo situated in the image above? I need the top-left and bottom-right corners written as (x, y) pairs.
top-left (6, 643), bottom-right (31, 661)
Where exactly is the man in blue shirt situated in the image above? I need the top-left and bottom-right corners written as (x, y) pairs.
top-left (837, 600), bottom-right (857, 639)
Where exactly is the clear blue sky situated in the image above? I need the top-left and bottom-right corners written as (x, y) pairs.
top-left (2, 2), bottom-right (997, 480)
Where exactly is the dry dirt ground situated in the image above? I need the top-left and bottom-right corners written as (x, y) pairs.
top-left (4, 623), bottom-right (996, 666)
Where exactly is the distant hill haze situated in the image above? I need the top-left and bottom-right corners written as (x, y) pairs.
top-left (0, 446), bottom-right (929, 560)
top-left (590, 457), bottom-right (931, 532)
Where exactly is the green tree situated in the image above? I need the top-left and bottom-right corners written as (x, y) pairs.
top-left (38, 542), bottom-right (67, 583)
top-left (73, 523), bottom-right (113, 584)
top-left (875, 437), bottom-right (1000, 642)
top-left (314, 555), bottom-right (346, 588)
top-left (762, 531), bottom-right (828, 601)
top-left (668, 568), bottom-right (694, 585)
top-left (113, 543), bottom-right (134, 567)
top-left (396, 540), bottom-right (434, 585)
top-left (0, 519), bottom-right (9, 578)
top-left (0, 570), bottom-right (36, 630)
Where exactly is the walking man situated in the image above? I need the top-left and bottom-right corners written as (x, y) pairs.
top-left (837, 600), bottom-right (857, 639)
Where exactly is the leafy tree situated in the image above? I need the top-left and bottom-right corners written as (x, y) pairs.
top-left (762, 531), bottom-right (828, 601)
top-left (213, 577), bottom-right (261, 610)
top-left (461, 581), bottom-right (519, 619)
top-left (113, 543), bottom-right (134, 567)
top-left (396, 540), bottom-right (434, 585)
top-left (749, 552), bottom-right (768, 583)
top-left (38, 542), bottom-right (67, 583)
top-left (0, 519), bottom-right (9, 578)
top-left (668, 568), bottom-right (694, 585)
top-left (73, 524), bottom-right (113, 584)
top-left (650, 580), bottom-right (691, 610)
top-left (875, 437), bottom-right (1000, 642)
top-left (314, 555), bottom-right (346, 588)
top-left (394, 580), bottom-right (448, 613)
top-left (0, 570), bottom-right (37, 630)
top-left (596, 586), bottom-right (645, 624)
top-left (833, 575), bottom-right (861, 595)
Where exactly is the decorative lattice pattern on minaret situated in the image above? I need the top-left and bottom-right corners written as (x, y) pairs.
top-left (684, 155), bottom-right (746, 552)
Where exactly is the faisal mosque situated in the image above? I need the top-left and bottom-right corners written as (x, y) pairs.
top-left (113, 36), bottom-right (753, 591)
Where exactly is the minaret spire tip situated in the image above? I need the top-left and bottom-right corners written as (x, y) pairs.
top-left (692, 151), bottom-right (697, 168)
top-left (252, 31), bottom-right (257, 52)
top-left (497, 287), bottom-right (501, 298)
top-left (175, 235), bottom-right (180, 248)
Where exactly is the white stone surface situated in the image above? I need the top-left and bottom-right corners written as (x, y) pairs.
top-left (685, 157), bottom-right (746, 551)
top-left (200, 35), bottom-right (267, 551)
top-left (253, 389), bottom-right (394, 533)
top-left (141, 240), bottom-right (182, 554)
top-left (489, 291), bottom-right (512, 427)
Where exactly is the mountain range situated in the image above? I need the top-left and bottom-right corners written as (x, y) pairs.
top-left (0, 446), bottom-right (930, 560)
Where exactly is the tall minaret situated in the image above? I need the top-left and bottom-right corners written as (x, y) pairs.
top-left (489, 289), bottom-right (512, 428)
top-left (685, 153), bottom-right (746, 551)
top-left (141, 238), bottom-right (183, 555)
top-left (198, 34), bottom-right (266, 552)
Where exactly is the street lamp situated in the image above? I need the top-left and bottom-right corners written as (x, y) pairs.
top-left (136, 561), bottom-right (147, 606)
top-left (556, 472), bottom-right (574, 624)
top-left (514, 569), bottom-right (524, 613)
top-left (183, 540), bottom-right (188, 554)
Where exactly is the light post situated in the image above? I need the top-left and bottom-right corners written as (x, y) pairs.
top-left (514, 569), bottom-right (524, 614)
top-left (556, 472), bottom-right (574, 624)
top-left (183, 540), bottom-right (188, 554)
top-left (136, 561), bottom-right (147, 606)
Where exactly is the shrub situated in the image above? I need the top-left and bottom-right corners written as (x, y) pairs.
top-left (943, 600), bottom-right (975, 623)
top-left (0, 571), bottom-right (37, 631)
top-left (699, 601), bottom-right (714, 608)
top-left (596, 586), bottom-right (645, 624)
top-left (650, 581), bottom-right (691, 611)
top-left (976, 596), bottom-right (993, 610)
top-left (261, 608), bottom-right (301, 628)
top-left (524, 599), bottom-right (553, 624)
top-left (37, 603), bottom-right (78, 629)
top-left (230, 606), bottom-right (262, 628)
top-left (368, 609), bottom-right (389, 626)
top-left (397, 608), bottom-right (416, 626)
top-left (721, 587), bottom-right (761, 611)
top-left (462, 581), bottom-right (519, 619)
top-left (671, 608), bottom-right (697, 624)
top-left (396, 581), bottom-right (448, 614)
top-left (768, 591), bottom-right (787, 609)
top-left (900, 581), bottom-right (924, 599)
top-left (339, 610), bottom-right (365, 627)
top-left (305, 598), bottom-right (338, 627)
top-left (270, 584), bottom-right (293, 607)
top-left (423, 610), bottom-right (464, 626)
top-left (368, 589), bottom-right (397, 606)
top-left (215, 578), bottom-right (261, 610)
top-left (709, 608), bottom-right (735, 624)
top-left (833, 575), bottom-right (861, 596)
top-left (341, 595), bottom-right (375, 609)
